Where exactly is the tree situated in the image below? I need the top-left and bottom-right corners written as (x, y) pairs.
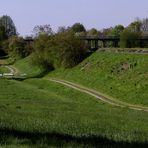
top-left (70, 23), bottom-right (86, 33)
top-left (32, 34), bottom-right (54, 69)
top-left (128, 20), bottom-right (142, 33)
top-left (53, 31), bottom-right (87, 68)
top-left (32, 31), bottom-right (87, 69)
top-left (0, 15), bottom-right (17, 38)
top-left (120, 29), bottom-right (141, 48)
top-left (57, 26), bottom-right (67, 33)
top-left (106, 25), bottom-right (124, 47)
top-left (100, 27), bottom-right (113, 36)
top-left (87, 28), bottom-right (100, 36)
top-left (0, 25), bottom-right (7, 41)
top-left (8, 36), bottom-right (27, 58)
top-left (140, 18), bottom-right (148, 35)
top-left (108, 25), bottom-right (124, 37)
top-left (32, 24), bottom-right (53, 37)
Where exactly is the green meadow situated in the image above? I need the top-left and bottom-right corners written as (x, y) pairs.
top-left (48, 52), bottom-right (148, 106)
top-left (0, 50), bottom-right (147, 147)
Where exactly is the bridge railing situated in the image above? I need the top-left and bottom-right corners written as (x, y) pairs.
top-left (80, 35), bottom-right (148, 40)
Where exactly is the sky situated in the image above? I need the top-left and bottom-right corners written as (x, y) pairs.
top-left (0, 0), bottom-right (148, 36)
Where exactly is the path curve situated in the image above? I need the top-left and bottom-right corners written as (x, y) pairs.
top-left (5, 66), bottom-right (17, 75)
top-left (49, 78), bottom-right (148, 112)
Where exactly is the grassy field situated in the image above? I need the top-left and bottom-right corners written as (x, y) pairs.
top-left (48, 51), bottom-right (148, 106)
top-left (0, 50), bottom-right (148, 147)
top-left (0, 78), bottom-right (148, 147)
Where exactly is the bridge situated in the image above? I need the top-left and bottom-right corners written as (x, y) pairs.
top-left (24, 35), bottom-right (148, 51)
top-left (80, 36), bottom-right (148, 51)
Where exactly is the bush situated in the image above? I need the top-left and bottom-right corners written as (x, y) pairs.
top-left (120, 29), bottom-right (141, 48)
top-left (32, 31), bottom-right (87, 70)
top-left (32, 34), bottom-right (54, 69)
top-left (3, 36), bottom-right (32, 60)
top-left (52, 31), bottom-right (87, 68)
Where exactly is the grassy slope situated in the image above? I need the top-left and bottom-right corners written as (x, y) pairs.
top-left (0, 66), bottom-right (9, 73)
top-left (1, 50), bottom-right (147, 146)
top-left (0, 59), bottom-right (10, 73)
top-left (0, 78), bottom-right (148, 147)
top-left (14, 55), bottom-right (45, 78)
top-left (48, 52), bottom-right (148, 106)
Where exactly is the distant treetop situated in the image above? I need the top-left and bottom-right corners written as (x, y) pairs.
top-left (0, 15), bottom-right (17, 38)
top-left (71, 23), bottom-right (86, 33)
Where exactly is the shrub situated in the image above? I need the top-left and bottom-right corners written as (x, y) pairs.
top-left (3, 36), bottom-right (31, 59)
top-left (32, 31), bottom-right (87, 70)
top-left (52, 31), bottom-right (87, 68)
top-left (120, 29), bottom-right (141, 48)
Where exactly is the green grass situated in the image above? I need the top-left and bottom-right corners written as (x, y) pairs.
top-left (0, 66), bottom-right (10, 73)
top-left (47, 51), bottom-right (148, 106)
top-left (0, 78), bottom-right (148, 147)
top-left (14, 55), bottom-right (46, 78)
top-left (0, 50), bottom-right (148, 147)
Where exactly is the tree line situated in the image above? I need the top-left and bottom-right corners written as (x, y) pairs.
top-left (0, 15), bottom-right (148, 70)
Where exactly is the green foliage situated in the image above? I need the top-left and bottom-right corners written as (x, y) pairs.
top-left (0, 15), bottom-right (17, 38)
top-left (70, 23), bottom-right (86, 33)
top-left (106, 25), bottom-right (124, 47)
top-left (0, 26), bottom-right (7, 41)
top-left (32, 34), bottom-right (54, 69)
top-left (109, 25), bottom-right (124, 37)
top-left (33, 31), bottom-right (87, 69)
top-left (57, 26), bottom-right (68, 33)
top-left (32, 24), bottom-right (53, 37)
top-left (120, 29), bottom-right (141, 48)
top-left (2, 40), bottom-right (10, 54)
top-left (87, 28), bottom-right (100, 36)
top-left (128, 20), bottom-right (142, 33)
top-left (52, 31), bottom-right (87, 68)
top-left (8, 36), bottom-right (27, 59)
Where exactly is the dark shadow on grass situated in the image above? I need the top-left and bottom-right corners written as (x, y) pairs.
top-left (0, 128), bottom-right (147, 147)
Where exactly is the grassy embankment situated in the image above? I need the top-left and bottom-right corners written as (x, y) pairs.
top-left (48, 51), bottom-right (148, 106)
top-left (0, 66), bottom-right (10, 73)
top-left (14, 55), bottom-right (46, 78)
top-left (0, 59), bottom-right (11, 73)
top-left (0, 78), bottom-right (148, 147)
top-left (0, 49), bottom-right (147, 147)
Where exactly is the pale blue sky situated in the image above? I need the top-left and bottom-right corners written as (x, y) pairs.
top-left (0, 0), bottom-right (148, 36)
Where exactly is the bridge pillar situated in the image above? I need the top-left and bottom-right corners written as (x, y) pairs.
top-left (87, 40), bottom-right (91, 49)
top-left (114, 41), bottom-right (119, 47)
top-left (102, 41), bottom-right (106, 47)
top-left (95, 40), bottom-right (98, 49)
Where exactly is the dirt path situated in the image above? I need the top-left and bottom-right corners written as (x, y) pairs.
top-left (1, 63), bottom-right (148, 112)
top-left (49, 78), bottom-right (148, 112)
top-left (4, 66), bottom-right (18, 75)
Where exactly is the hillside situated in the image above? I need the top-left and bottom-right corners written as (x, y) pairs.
top-left (1, 49), bottom-right (147, 147)
top-left (14, 55), bottom-right (46, 78)
top-left (48, 51), bottom-right (148, 106)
